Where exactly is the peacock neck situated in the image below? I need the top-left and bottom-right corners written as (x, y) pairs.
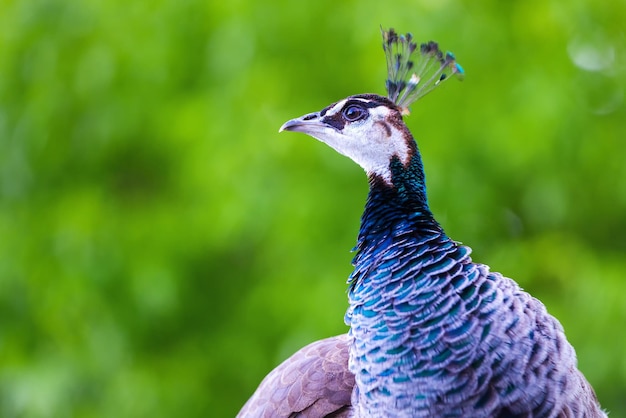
top-left (360, 152), bottom-right (442, 239)
top-left (347, 151), bottom-right (471, 415)
top-left (349, 151), bottom-right (448, 293)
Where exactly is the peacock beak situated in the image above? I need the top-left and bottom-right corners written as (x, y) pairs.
top-left (278, 112), bottom-right (323, 133)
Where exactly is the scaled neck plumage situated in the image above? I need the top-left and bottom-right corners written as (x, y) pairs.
top-left (349, 149), bottom-right (446, 293)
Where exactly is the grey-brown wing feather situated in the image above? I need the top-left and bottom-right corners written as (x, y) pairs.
top-left (237, 334), bottom-right (354, 418)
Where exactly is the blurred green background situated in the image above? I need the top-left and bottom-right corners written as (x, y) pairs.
top-left (1, 0), bottom-right (624, 416)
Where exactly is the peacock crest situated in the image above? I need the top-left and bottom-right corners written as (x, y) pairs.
top-left (382, 27), bottom-right (464, 114)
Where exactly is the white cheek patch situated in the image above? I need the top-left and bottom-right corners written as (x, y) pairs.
top-left (308, 120), bottom-right (410, 185)
top-left (306, 101), bottom-right (412, 185)
top-left (355, 125), bottom-right (410, 183)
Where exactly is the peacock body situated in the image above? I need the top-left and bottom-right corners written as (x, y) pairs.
top-left (238, 29), bottom-right (606, 418)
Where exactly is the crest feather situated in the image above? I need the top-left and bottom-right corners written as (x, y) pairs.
top-left (382, 27), bottom-right (464, 114)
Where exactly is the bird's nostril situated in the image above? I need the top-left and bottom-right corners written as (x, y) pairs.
top-left (302, 113), bottom-right (318, 121)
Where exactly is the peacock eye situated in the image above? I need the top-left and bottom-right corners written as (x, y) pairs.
top-left (342, 105), bottom-right (368, 122)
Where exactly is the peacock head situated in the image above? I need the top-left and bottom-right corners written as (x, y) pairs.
top-left (279, 28), bottom-right (463, 184)
top-left (280, 94), bottom-right (412, 183)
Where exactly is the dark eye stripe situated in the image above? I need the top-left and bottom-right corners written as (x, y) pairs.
top-left (322, 112), bottom-right (347, 130)
top-left (321, 97), bottom-right (387, 130)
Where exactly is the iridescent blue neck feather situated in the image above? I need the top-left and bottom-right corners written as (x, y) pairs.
top-left (344, 145), bottom-right (602, 416)
top-left (346, 149), bottom-right (473, 415)
top-left (356, 149), bottom-right (443, 265)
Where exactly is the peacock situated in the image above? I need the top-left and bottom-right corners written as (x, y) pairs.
top-left (238, 28), bottom-right (606, 417)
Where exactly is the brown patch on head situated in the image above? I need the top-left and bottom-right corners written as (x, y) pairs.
top-left (375, 121), bottom-right (392, 137)
top-left (386, 108), bottom-right (417, 161)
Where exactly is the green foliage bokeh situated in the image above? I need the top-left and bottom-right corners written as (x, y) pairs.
top-left (0, 0), bottom-right (624, 416)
